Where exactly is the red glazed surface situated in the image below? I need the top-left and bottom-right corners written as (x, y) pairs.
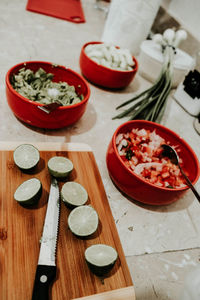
top-left (106, 120), bottom-right (200, 205)
top-left (6, 61), bottom-right (90, 129)
top-left (79, 41), bottom-right (138, 89)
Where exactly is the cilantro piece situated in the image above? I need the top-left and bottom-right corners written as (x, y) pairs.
top-left (126, 149), bottom-right (134, 160)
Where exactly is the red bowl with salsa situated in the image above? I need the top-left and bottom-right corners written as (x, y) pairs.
top-left (106, 120), bottom-right (200, 205)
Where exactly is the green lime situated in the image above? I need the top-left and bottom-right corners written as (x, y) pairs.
top-left (13, 144), bottom-right (40, 171)
top-left (14, 178), bottom-right (42, 206)
top-left (47, 156), bottom-right (73, 178)
top-left (61, 181), bottom-right (88, 208)
top-left (85, 244), bottom-right (118, 277)
top-left (68, 205), bottom-right (98, 237)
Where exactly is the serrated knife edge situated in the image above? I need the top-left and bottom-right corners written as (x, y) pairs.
top-left (38, 177), bottom-right (60, 266)
top-left (32, 177), bottom-right (60, 300)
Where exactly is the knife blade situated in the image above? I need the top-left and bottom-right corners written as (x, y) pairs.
top-left (32, 177), bottom-right (60, 300)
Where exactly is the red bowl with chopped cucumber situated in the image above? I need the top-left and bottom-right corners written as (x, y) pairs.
top-left (6, 61), bottom-right (90, 129)
top-left (106, 120), bottom-right (200, 205)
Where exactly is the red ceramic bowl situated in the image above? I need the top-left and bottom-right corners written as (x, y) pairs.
top-left (6, 61), bottom-right (90, 129)
top-left (106, 120), bottom-right (200, 205)
top-left (79, 41), bottom-right (138, 89)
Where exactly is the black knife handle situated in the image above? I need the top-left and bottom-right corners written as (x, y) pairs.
top-left (32, 265), bottom-right (56, 300)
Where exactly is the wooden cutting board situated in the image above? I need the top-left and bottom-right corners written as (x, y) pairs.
top-left (0, 142), bottom-right (135, 300)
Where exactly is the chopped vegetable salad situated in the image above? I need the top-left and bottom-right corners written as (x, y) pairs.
top-left (116, 128), bottom-right (186, 188)
top-left (11, 67), bottom-right (83, 106)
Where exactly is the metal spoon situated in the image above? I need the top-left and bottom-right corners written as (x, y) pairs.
top-left (161, 144), bottom-right (200, 202)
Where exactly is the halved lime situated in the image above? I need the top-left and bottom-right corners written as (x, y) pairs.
top-left (14, 178), bottom-right (42, 206)
top-left (68, 205), bottom-right (98, 237)
top-left (13, 144), bottom-right (40, 170)
top-left (85, 244), bottom-right (118, 277)
top-left (47, 156), bottom-right (73, 178)
top-left (61, 181), bottom-right (88, 208)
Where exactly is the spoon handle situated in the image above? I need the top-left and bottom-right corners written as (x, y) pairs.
top-left (179, 165), bottom-right (200, 202)
top-left (37, 102), bottom-right (61, 114)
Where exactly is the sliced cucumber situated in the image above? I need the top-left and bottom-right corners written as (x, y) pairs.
top-left (13, 144), bottom-right (40, 171)
top-left (85, 244), bottom-right (118, 277)
top-left (68, 205), bottom-right (98, 237)
top-left (14, 178), bottom-right (42, 206)
top-left (61, 181), bottom-right (88, 208)
top-left (47, 156), bottom-right (73, 178)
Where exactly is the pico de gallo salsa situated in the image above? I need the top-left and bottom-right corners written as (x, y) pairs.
top-left (116, 128), bottom-right (186, 188)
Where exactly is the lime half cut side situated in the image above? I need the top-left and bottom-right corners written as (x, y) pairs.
top-left (68, 205), bottom-right (99, 237)
top-left (13, 144), bottom-right (40, 170)
top-left (61, 181), bottom-right (88, 208)
top-left (85, 244), bottom-right (118, 277)
top-left (48, 156), bottom-right (73, 178)
top-left (14, 178), bottom-right (42, 206)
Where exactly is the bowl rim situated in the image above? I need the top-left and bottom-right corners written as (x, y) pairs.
top-left (5, 60), bottom-right (90, 110)
top-left (81, 41), bottom-right (138, 74)
top-left (112, 120), bottom-right (200, 192)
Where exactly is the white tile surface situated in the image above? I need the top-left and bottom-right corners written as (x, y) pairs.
top-left (0, 1), bottom-right (200, 299)
top-left (127, 249), bottom-right (200, 300)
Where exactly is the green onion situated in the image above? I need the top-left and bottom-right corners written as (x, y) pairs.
top-left (113, 29), bottom-right (187, 123)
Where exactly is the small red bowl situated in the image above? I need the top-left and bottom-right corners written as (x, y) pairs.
top-left (106, 120), bottom-right (200, 205)
top-left (6, 61), bottom-right (90, 129)
top-left (79, 41), bottom-right (138, 89)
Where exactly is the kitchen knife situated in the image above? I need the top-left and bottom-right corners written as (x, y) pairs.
top-left (32, 177), bottom-right (60, 300)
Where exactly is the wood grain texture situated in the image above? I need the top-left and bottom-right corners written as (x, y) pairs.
top-left (73, 286), bottom-right (135, 300)
top-left (0, 143), bottom-right (134, 300)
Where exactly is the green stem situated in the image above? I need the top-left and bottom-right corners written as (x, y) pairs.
top-left (128, 95), bottom-right (158, 120)
top-left (150, 71), bottom-right (171, 121)
top-left (116, 89), bottom-right (150, 109)
top-left (116, 64), bottom-right (167, 110)
top-left (113, 43), bottom-right (175, 123)
top-left (156, 91), bottom-right (171, 123)
top-left (152, 48), bottom-right (174, 122)
top-left (112, 98), bottom-right (145, 119)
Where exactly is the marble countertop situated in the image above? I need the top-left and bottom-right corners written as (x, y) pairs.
top-left (0, 1), bottom-right (200, 299)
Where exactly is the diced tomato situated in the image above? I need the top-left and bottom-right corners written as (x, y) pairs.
top-left (116, 128), bottom-right (186, 189)
top-left (142, 169), bottom-right (151, 178)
